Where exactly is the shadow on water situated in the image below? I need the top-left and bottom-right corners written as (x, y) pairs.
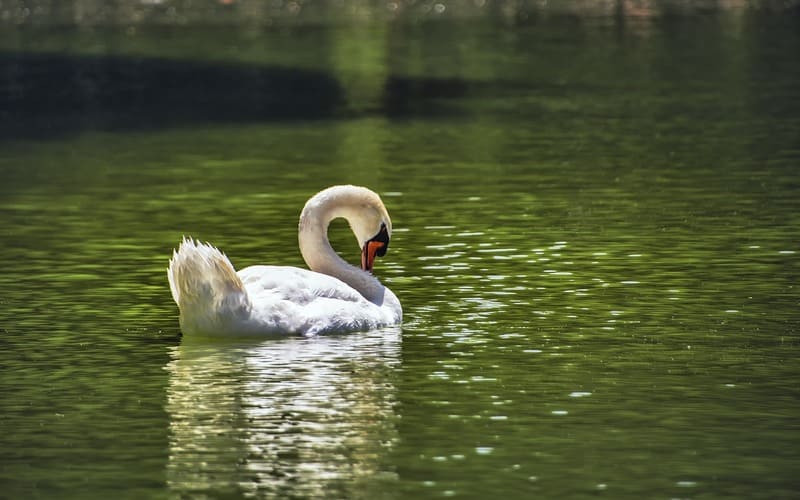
top-left (0, 51), bottom-right (477, 141)
top-left (0, 52), bottom-right (344, 140)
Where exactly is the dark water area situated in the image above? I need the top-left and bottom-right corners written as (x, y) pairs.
top-left (0, 51), bottom-right (343, 137)
top-left (1, 2), bottom-right (799, 499)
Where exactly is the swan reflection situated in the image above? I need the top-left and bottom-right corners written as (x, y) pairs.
top-left (165, 328), bottom-right (401, 497)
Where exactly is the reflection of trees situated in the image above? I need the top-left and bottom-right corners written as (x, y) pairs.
top-left (165, 329), bottom-right (401, 498)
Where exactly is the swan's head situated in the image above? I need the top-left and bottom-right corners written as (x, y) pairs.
top-left (342, 188), bottom-right (392, 273)
top-left (299, 185), bottom-right (393, 274)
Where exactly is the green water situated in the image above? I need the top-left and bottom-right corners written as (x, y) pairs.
top-left (1, 5), bottom-right (799, 499)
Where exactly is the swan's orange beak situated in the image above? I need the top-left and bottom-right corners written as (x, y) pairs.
top-left (361, 240), bottom-right (386, 273)
top-left (361, 223), bottom-right (390, 273)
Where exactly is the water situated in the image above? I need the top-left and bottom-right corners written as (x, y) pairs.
top-left (1, 4), bottom-right (799, 499)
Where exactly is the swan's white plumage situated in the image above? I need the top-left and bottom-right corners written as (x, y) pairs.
top-left (167, 185), bottom-right (402, 337)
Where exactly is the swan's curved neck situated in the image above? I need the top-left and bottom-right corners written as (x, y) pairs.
top-left (298, 195), bottom-right (386, 305)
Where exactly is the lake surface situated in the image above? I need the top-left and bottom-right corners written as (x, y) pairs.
top-left (1, 3), bottom-right (799, 498)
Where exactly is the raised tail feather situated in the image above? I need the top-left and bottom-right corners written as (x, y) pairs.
top-left (167, 237), bottom-right (250, 334)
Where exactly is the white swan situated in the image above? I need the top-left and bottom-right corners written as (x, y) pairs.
top-left (167, 185), bottom-right (402, 336)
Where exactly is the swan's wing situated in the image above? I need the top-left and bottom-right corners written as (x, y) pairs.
top-left (238, 265), bottom-right (364, 303)
top-left (237, 265), bottom-right (382, 335)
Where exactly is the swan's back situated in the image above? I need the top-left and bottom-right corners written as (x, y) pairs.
top-left (239, 265), bottom-right (401, 336)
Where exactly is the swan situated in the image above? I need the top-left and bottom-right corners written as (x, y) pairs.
top-left (167, 185), bottom-right (402, 336)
